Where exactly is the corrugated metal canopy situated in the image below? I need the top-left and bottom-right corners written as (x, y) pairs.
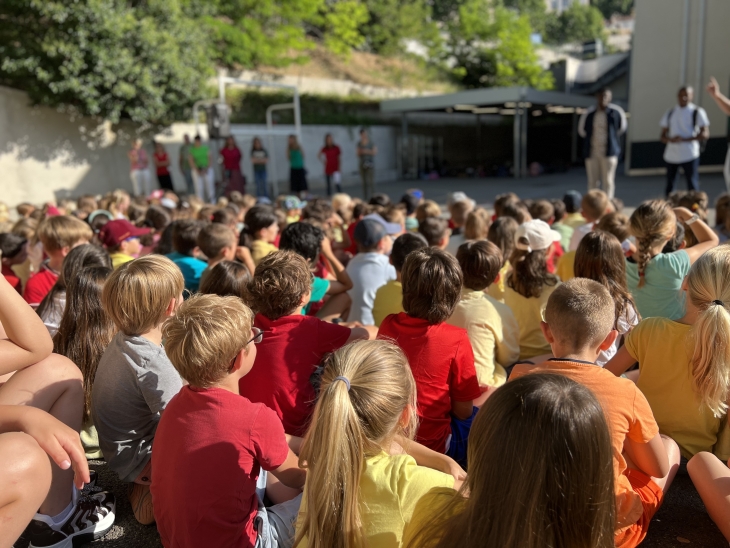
top-left (380, 86), bottom-right (595, 114)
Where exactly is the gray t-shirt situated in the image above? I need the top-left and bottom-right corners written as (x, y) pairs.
top-left (91, 332), bottom-right (183, 482)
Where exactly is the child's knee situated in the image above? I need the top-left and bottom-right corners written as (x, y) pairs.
top-left (43, 354), bottom-right (84, 384)
top-left (0, 432), bottom-right (52, 489)
top-left (660, 434), bottom-right (681, 464)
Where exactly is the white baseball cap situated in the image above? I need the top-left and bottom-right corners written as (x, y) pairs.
top-left (515, 220), bottom-right (561, 252)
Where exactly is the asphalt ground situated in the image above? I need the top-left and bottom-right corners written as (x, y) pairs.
top-left (67, 168), bottom-right (730, 547)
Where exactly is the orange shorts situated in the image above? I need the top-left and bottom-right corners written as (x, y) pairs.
top-left (614, 469), bottom-right (664, 548)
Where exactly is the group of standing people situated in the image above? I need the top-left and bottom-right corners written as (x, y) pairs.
top-left (579, 77), bottom-right (730, 198)
top-left (128, 129), bottom-right (379, 202)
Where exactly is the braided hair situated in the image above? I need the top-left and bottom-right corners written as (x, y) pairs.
top-left (629, 200), bottom-right (676, 288)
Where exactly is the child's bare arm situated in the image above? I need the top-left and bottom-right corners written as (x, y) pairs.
top-left (451, 399), bottom-right (474, 421)
top-left (270, 447), bottom-right (306, 490)
top-left (605, 346), bottom-right (636, 377)
top-left (345, 325), bottom-right (377, 343)
top-left (391, 434), bottom-right (466, 489)
top-left (624, 432), bottom-right (670, 479)
top-left (321, 237), bottom-right (352, 294)
top-left (0, 275), bottom-right (53, 375)
top-left (285, 434), bottom-right (303, 455)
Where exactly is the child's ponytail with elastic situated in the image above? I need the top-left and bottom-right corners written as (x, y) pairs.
top-left (295, 340), bottom-right (417, 548)
top-left (687, 247), bottom-right (730, 418)
top-left (629, 200), bottom-right (676, 288)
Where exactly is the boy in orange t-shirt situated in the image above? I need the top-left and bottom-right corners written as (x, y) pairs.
top-left (510, 278), bottom-right (680, 548)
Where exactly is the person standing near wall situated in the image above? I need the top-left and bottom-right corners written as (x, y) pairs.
top-left (153, 142), bottom-right (174, 191)
top-left (189, 135), bottom-right (215, 203)
top-left (577, 88), bottom-right (626, 199)
top-left (251, 137), bottom-right (269, 199)
top-left (660, 86), bottom-right (710, 196)
top-left (707, 76), bottom-right (730, 192)
top-left (128, 138), bottom-right (151, 196)
top-left (357, 128), bottom-right (377, 200)
top-left (220, 136), bottom-right (245, 195)
top-left (179, 134), bottom-right (194, 196)
top-left (318, 133), bottom-right (342, 196)
top-left (288, 134), bottom-right (308, 198)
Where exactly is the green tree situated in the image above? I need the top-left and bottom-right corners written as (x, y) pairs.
top-left (501, 0), bottom-right (548, 34)
top-left (0, 0), bottom-right (211, 126)
top-left (445, 5), bottom-right (553, 89)
top-left (592, 0), bottom-right (633, 19)
top-left (359, 0), bottom-right (434, 55)
top-left (544, 4), bottom-right (606, 45)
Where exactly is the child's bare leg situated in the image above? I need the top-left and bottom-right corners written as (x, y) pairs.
top-left (316, 293), bottom-right (351, 322)
top-left (0, 354), bottom-right (83, 516)
top-left (622, 434), bottom-right (680, 493)
top-left (687, 452), bottom-right (730, 541)
top-left (0, 432), bottom-right (52, 546)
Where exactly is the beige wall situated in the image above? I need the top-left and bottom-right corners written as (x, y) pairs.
top-left (628, 0), bottom-right (730, 169)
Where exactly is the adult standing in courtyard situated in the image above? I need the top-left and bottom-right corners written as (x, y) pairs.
top-left (153, 142), bottom-right (174, 191)
top-left (220, 136), bottom-right (245, 195)
top-left (128, 138), bottom-right (151, 196)
top-left (707, 76), bottom-right (730, 192)
top-left (660, 86), bottom-right (710, 196)
top-left (357, 128), bottom-right (377, 200)
top-left (318, 133), bottom-right (342, 196)
top-left (179, 134), bottom-right (194, 196)
top-left (189, 135), bottom-right (215, 203)
top-left (251, 137), bottom-right (269, 198)
top-left (577, 88), bottom-right (626, 199)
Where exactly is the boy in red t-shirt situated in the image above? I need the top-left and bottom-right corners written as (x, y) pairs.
top-left (378, 248), bottom-right (480, 466)
top-left (152, 294), bottom-right (306, 548)
top-left (23, 215), bottom-right (92, 306)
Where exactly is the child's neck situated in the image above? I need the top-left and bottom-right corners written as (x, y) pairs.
top-left (47, 255), bottom-right (64, 272)
top-left (210, 374), bottom-right (241, 395)
top-left (549, 344), bottom-right (598, 364)
top-left (677, 299), bottom-right (700, 326)
top-left (396, 271), bottom-right (402, 282)
top-left (141, 325), bottom-right (164, 346)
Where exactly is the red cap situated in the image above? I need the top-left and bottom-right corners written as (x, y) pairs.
top-left (99, 219), bottom-right (150, 248)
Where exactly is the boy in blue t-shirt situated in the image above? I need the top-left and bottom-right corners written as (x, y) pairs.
top-left (166, 220), bottom-right (207, 293)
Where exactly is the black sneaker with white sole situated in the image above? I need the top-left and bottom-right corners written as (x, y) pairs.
top-left (25, 489), bottom-right (115, 548)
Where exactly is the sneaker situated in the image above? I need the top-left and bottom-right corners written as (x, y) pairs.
top-left (25, 489), bottom-right (115, 548)
top-left (128, 482), bottom-right (155, 525)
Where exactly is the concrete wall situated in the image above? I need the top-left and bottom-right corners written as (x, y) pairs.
top-left (627, 0), bottom-right (730, 172)
top-left (0, 85), bottom-right (398, 207)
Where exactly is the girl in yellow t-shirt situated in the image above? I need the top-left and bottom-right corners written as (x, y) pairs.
top-left (607, 246), bottom-right (730, 460)
top-left (294, 340), bottom-right (463, 548)
top-left (403, 374), bottom-right (616, 548)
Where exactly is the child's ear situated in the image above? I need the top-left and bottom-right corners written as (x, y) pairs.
top-left (299, 290), bottom-right (312, 308)
top-left (398, 406), bottom-right (411, 429)
top-left (540, 321), bottom-right (555, 344)
top-left (230, 349), bottom-right (245, 373)
top-left (59, 245), bottom-right (72, 258)
top-left (599, 329), bottom-right (619, 351)
top-left (680, 276), bottom-right (689, 291)
top-left (679, 241), bottom-right (687, 250)
top-left (192, 246), bottom-right (201, 258)
top-left (493, 273), bottom-right (501, 285)
top-left (165, 297), bottom-right (178, 317)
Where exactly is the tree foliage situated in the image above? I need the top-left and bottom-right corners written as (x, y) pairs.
top-left (359, 0), bottom-right (434, 55)
top-left (544, 4), bottom-right (606, 45)
top-left (592, 0), bottom-right (633, 19)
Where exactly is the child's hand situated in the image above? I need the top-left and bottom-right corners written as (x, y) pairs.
top-left (17, 406), bottom-right (90, 489)
top-left (439, 456), bottom-right (467, 484)
top-left (673, 207), bottom-right (694, 222)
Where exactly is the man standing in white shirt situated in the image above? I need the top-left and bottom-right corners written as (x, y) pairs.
top-left (578, 88), bottom-right (627, 199)
top-left (660, 86), bottom-right (710, 196)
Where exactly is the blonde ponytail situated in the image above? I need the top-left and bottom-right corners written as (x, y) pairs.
top-left (687, 247), bottom-right (730, 418)
top-left (294, 340), bottom-right (417, 548)
top-left (629, 200), bottom-right (675, 288)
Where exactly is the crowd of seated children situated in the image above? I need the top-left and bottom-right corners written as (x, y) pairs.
top-left (197, 221), bottom-right (238, 287)
top-left (91, 255), bottom-right (185, 525)
top-left (99, 218), bottom-right (149, 270)
top-left (378, 248), bottom-right (480, 466)
top-left (166, 219), bottom-right (207, 292)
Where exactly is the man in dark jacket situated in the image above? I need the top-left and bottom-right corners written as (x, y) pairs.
top-left (578, 88), bottom-right (627, 199)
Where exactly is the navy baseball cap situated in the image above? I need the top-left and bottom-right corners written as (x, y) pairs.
top-left (563, 191), bottom-right (582, 213)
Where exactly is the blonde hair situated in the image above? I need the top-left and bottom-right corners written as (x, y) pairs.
top-left (629, 200), bottom-right (676, 288)
top-left (295, 340), bottom-right (418, 548)
top-left (581, 190), bottom-right (610, 221)
top-left (464, 208), bottom-right (490, 240)
top-left (686, 247), bottom-right (730, 417)
top-left (36, 215), bottom-right (93, 252)
top-left (163, 294), bottom-right (253, 388)
top-left (102, 255), bottom-right (184, 335)
top-left (415, 200), bottom-right (441, 223)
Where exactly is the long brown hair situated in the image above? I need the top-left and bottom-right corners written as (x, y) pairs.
top-left (53, 266), bottom-right (115, 421)
top-left (575, 231), bottom-right (639, 328)
top-left (294, 340), bottom-right (418, 548)
top-left (407, 373), bottom-right (615, 548)
top-left (507, 245), bottom-right (559, 299)
top-left (629, 200), bottom-right (676, 288)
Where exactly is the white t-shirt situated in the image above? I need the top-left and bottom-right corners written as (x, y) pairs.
top-left (346, 252), bottom-right (396, 326)
top-left (569, 222), bottom-right (593, 252)
top-left (660, 103), bottom-right (710, 164)
top-left (591, 110), bottom-right (608, 158)
top-left (597, 302), bottom-right (639, 366)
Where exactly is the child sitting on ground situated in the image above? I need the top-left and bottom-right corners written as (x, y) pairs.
top-left (241, 251), bottom-right (372, 436)
top-left (99, 219), bottom-right (150, 270)
top-left (92, 255), bottom-right (185, 524)
top-left (296, 339), bottom-right (465, 548)
top-left (447, 241), bottom-right (519, 400)
top-left (24, 215), bottom-right (93, 306)
top-left (562, 190), bottom-right (587, 229)
top-left (627, 201), bottom-right (717, 320)
top-left (607, 246), bottom-right (730, 461)
top-left (550, 198), bottom-right (574, 252)
top-left (0, 232), bottom-right (27, 293)
top-left (152, 294), bottom-right (305, 548)
top-left (197, 222), bottom-right (237, 287)
top-left (528, 199), bottom-right (563, 273)
top-left (503, 220), bottom-right (561, 360)
top-left (404, 374), bottom-right (616, 548)
top-left (245, 205), bottom-right (280, 266)
top-left (199, 261), bottom-right (251, 299)
top-left (511, 278), bottom-right (680, 548)
top-left (568, 189), bottom-right (611, 251)
top-left (166, 220), bottom-right (207, 292)
top-left (445, 199), bottom-right (474, 254)
top-left (419, 217), bottom-right (450, 250)
top-left (346, 215), bottom-right (400, 325)
top-left (378, 248), bottom-right (480, 465)
top-left (486, 217), bottom-right (518, 303)
top-left (372, 233), bottom-right (428, 327)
